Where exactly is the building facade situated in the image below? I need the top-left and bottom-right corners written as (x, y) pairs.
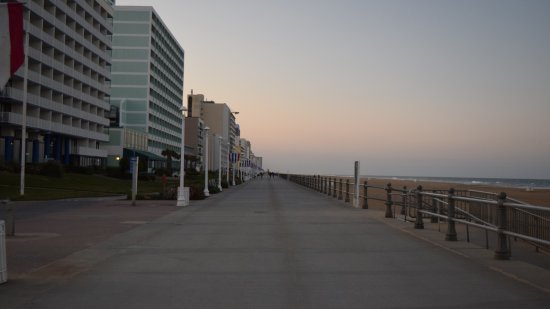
top-left (187, 93), bottom-right (238, 172)
top-left (105, 5), bottom-right (185, 170)
top-left (0, 0), bottom-right (113, 167)
top-left (184, 116), bottom-right (204, 170)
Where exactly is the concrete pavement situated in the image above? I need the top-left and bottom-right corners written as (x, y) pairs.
top-left (1, 177), bottom-right (549, 308)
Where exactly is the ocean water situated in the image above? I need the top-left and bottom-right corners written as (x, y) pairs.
top-left (364, 176), bottom-right (550, 190)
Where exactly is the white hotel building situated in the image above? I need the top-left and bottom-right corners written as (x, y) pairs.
top-left (0, 0), bottom-right (113, 167)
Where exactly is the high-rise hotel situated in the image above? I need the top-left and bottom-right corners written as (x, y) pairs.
top-left (0, 0), bottom-right (113, 167)
top-left (104, 6), bottom-right (185, 170)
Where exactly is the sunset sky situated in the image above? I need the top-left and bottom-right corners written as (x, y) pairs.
top-left (116, 0), bottom-right (550, 179)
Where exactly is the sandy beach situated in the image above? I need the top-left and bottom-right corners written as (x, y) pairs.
top-left (373, 178), bottom-right (549, 206)
top-left (319, 176), bottom-right (550, 208)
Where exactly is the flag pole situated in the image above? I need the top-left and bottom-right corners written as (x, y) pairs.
top-left (19, 5), bottom-right (29, 196)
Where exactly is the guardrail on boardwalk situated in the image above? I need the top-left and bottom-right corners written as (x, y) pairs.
top-left (279, 174), bottom-right (550, 260)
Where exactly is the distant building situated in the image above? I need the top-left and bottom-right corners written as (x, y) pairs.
top-left (184, 116), bottom-right (204, 170)
top-left (0, 0), bottom-right (114, 167)
top-left (187, 92), bottom-right (237, 172)
top-left (238, 138), bottom-right (262, 178)
top-left (104, 5), bottom-right (185, 171)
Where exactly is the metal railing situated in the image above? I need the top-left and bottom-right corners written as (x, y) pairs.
top-left (282, 173), bottom-right (550, 260)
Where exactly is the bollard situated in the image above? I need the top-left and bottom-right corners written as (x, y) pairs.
top-left (332, 178), bottom-right (337, 198)
top-left (445, 188), bottom-right (457, 241)
top-left (338, 179), bottom-right (343, 200)
top-left (385, 183), bottom-right (393, 218)
top-left (345, 180), bottom-right (351, 203)
top-left (363, 181), bottom-right (368, 209)
top-left (494, 192), bottom-right (510, 260)
top-left (2, 200), bottom-right (14, 236)
top-left (401, 186), bottom-right (407, 215)
top-left (415, 185), bottom-right (424, 229)
top-left (1, 220), bottom-right (6, 283)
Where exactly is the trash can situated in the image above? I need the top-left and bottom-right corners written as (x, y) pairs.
top-left (0, 220), bottom-right (6, 284)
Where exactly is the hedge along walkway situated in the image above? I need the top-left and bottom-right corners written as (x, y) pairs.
top-left (1, 177), bottom-right (549, 309)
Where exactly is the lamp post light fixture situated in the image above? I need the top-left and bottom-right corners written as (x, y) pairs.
top-left (177, 106), bottom-right (189, 206)
top-left (217, 136), bottom-right (223, 191)
top-left (203, 126), bottom-right (210, 197)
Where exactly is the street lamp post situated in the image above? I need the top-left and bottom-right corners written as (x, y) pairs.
top-left (176, 106), bottom-right (189, 206)
top-left (203, 126), bottom-right (210, 197)
top-left (232, 156), bottom-right (236, 186)
top-left (217, 136), bottom-right (223, 191)
top-left (230, 111), bottom-right (239, 186)
top-left (226, 142), bottom-right (230, 186)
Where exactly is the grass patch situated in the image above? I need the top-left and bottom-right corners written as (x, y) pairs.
top-left (0, 171), bottom-right (173, 201)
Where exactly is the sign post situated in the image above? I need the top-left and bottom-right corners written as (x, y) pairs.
top-left (130, 156), bottom-right (139, 206)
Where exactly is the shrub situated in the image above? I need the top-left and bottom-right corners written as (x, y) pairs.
top-left (40, 160), bottom-right (63, 177)
top-left (138, 173), bottom-right (155, 181)
top-left (26, 163), bottom-right (41, 175)
top-left (135, 192), bottom-right (161, 200)
top-left (185, 169), bottom-right (201, 176)
top-left (154, 167), bottom-right (170, 176)
top-left (118, 157), bottom-right (129, 173)
top-left (189, 184), bottom-right (206, 200)
top-left (1, 161), bottom-right (20, 173)
top-left (208, 185), bottom-right (221, 194)
top-left (106, 167), bottom-right (122, 178)
top-left (67, 165), bottom-right (94, 174)
top-left (160, 185), bottom-right (177, 200)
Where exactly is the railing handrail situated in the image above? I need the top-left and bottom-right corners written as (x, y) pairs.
top-left (283, 173), bottom-right (550, 259)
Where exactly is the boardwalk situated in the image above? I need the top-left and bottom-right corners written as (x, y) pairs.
top-left (1, 177), bottom-right (550, 308)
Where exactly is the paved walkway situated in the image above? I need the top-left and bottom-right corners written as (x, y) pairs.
top-left (1, 177), bottom-right (550, 308)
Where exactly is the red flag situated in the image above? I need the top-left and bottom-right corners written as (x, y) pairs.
top-left (0, 2), bottom-right (24, 90)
